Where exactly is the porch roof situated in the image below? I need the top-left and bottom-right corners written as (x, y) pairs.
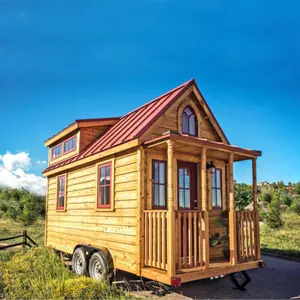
top-left (144, 132), bottom-right (262, 161)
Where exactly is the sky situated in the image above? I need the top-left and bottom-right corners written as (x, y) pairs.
top-left (0, 0), bottom-right (299, 195)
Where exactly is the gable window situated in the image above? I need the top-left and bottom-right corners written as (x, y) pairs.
top-left (57, 175), bottom-right (66, 210)
top-left (152, 160), bottom-right (166, 208)
top-left (211, 168), bottom-right (222, 209)
top-left (64, 136), bottom-right (76, 153)
top-left (182, 106), bottom-right (197, 136)
top-left (52, 144), bottom-right (62, 159)
top-left (97, 162), bottom-right (111, 208)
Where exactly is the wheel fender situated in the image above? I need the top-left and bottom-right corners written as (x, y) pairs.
top-left (73, 244), bottom-right (114, 271)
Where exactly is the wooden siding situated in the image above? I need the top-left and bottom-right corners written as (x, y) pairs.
top-left (140, 92), bottom-right (222, 143)
top-left (79, 126), bottom-right (110, 152)
top-left (46, 150), bottom-right (138, 274)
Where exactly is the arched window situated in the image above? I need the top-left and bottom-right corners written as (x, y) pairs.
top-left (182, 106), bottom-right (197, 136)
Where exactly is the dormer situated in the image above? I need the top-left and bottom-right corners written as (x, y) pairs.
top-left (45, 118), bottom-right (119, 166)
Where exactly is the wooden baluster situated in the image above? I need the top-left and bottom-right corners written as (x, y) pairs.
top-left (183, 212), bottom-right (187, 268)
top-left (249, 212), bottom-right (254, 258)
top-left (157, 212), bottom-right (161, 268)
top-left (178, 212), bottom-right (182, 269)
top-left (236, 212), bottom-right (240, 262)
top-left (153, 213), bottom-right (157, 267)
top-left (240, 212), bottom-right (244, 261)
top-left (145, 212), bottom-right (149, 265)
top-left (194, 212), bottom-right (197, 267)
top-left (188, 213), bottom-right (192, 268)
top-left (198, 212), bottom-right (202, 266)
top-left (149, 212), bottom-right (153, 266)
top-left (245, 212), bottom-right (249, 258)
top-left (162, 212), bottom-right (166, 270)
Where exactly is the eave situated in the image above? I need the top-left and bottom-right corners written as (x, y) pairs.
top-left (44, 117), bottom-right (120, 147)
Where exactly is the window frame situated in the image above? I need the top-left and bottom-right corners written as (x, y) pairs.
top-left (96, 161), bottom-right (114, 211)
top-left (63, 134), bottom-right (77, 154)
top-left (211, 168), bottom-right (222, 210)
top-left (152, 160), bottom-right (167, 209)
top-left (56, 174), bottom-right (67, 211)
top-left (51, 143), bottom-right (63, 160)
top-left (182, 105), bottom-right (198, 137)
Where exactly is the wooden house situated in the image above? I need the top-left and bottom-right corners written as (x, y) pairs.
top-left (43, 79), bottom-right (263, 286)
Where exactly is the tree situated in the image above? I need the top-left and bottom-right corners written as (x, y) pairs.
top-left (265, 193), bottom-right (283, 229)
top-left (295, 182), bottom-right (300, 195)
top-left (234, 182), bottom-right (253, 210)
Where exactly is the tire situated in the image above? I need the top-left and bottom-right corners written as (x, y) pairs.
top-left (72, 247), bottom-right (87, 275)
top-left (88, 251), bottom-right (110, 281)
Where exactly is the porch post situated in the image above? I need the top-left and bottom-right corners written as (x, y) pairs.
top-left (167, 140), bottom-right (176, 276)
top-left (201, 147), bottom-right (210, 268)
top-left (228, 153), bottom-right (238, 265)
top-left (252, 158), bottom-right (261, 260)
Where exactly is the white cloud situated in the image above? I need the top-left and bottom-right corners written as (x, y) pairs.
top-left (0, 152), bottom-right (46, 196)
top-left (0, 152), bottom-right (31, 171)
top-left (36, 160), bottom-right (47, 166)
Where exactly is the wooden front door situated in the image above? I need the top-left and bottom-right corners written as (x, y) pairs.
top-left (177, 161), bottom-right (198, 210)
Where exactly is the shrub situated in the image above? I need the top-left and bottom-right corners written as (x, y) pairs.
top-left (265, 194), bottom-right (283, 229)
top-left (0, 247), bottom-right (130, 299)
top-left (281, 193), bottom-right (293, 207)
top-left (0, 247), bottom-right (73, 299)
top-left (0, 188), bottom-right (45, 225)
top-left (290, 198), bottom-right (300, 215)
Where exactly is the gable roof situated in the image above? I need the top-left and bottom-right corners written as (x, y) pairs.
top-left (43, 79), bottom-right (229, 174)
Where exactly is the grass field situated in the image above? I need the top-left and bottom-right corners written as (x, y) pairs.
top-left (0, 218), bottom-right (44, 263)
top-left (260, 212), bottom-right (300, 258)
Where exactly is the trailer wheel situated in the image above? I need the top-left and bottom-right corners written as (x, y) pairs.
top-left (72, 247), bottom-right (87, 275)
top-left (88, 251), bottom-right (109, 281)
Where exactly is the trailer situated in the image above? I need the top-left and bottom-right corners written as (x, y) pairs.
top-left (43, 79), bottom-right (263, 288)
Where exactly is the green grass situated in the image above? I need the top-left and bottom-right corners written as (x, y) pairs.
top-left (0, 218), bottom-right (44, 263)
top-left (260, 211), bottom-right (300, 258)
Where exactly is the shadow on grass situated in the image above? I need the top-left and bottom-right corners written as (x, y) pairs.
top-left (262, 247), bottom-right (300, 259)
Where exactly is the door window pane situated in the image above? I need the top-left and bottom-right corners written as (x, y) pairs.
top-left (211, 168), bottom-right (222, 209)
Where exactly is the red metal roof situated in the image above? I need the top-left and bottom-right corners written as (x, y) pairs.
top-left (44, 79), bottom-right (228, 174)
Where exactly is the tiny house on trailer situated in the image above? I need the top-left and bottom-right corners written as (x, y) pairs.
top-left (43, 79), bottom-right (263, 287)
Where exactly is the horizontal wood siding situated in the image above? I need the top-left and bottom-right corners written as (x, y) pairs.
top-left (46, 150), bottom-right (138, 274)
top-left (79, 126), bottom-right (109, 152)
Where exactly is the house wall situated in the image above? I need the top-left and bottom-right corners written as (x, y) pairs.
top-left (79, 126), bottom-right (110, 152)
top-left (45, 149), bottom-right (139, 274)
top-left (140, 92), bottom-right (222, 143)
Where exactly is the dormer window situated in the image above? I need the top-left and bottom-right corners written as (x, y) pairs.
top-left (52, 144), bottom-right (62, 159)
top-left (64, 135), bottom-right (77, 154)
top-left (182, 106), bottom-right (197, 136)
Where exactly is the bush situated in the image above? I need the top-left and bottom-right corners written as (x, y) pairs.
top-left (265, 194), bottom-right (283, 229)
top-left (290, 198), bottom-right (300, 215)
top-left (281, 193), bottom-right (293, 207)
top-left (0, 247), bottom-right (130, 299)
top-left (0, 188), bottom-right (45, 225)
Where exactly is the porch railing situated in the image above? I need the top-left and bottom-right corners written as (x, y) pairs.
top-left (236, 211), bottom-right (257, 262)
top-left (144, 210), bottom-right (168, 271)
top-left (175, 210), bottom-right (205, 270)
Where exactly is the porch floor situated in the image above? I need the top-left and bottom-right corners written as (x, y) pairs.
top-left (141, 259), bottom-right (262, 285)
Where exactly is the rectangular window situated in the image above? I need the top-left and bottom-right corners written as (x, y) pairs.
top-left (52, 144), bottom-right (62, 159)
top-left (178, 167), bottom-right (191, 209)
top-left (152, 160), bottom-right (166, 208)
top-left (97, 162), bottom-right (111, 208)
top-left (64, 136), bottom-right (77, 153)
top-left (57, 175), bottom-right (66, 210)
top-left (211, 168), bottom-right (222, 209)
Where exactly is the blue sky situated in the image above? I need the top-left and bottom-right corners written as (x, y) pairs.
top-left (0, 0), bottom-right (299, 187)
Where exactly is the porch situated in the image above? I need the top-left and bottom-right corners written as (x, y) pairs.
top-left (139, 132), bottom-right (262, 284)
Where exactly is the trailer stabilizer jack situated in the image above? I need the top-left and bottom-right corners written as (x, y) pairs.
top-left (229, 271), bottom-right (251, 291)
